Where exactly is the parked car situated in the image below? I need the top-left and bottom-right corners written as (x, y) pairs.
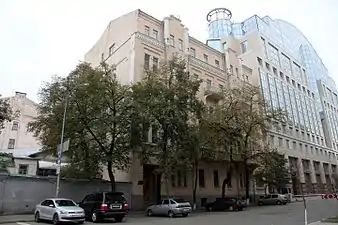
top-left (205, 197), bottom-right (247, 212)
top-left (146, 197), bottom-right (192, 217)
top-left (257, 194), bottom-right (288, 206)
top-left (78, 192), bottom-right (129, 223)
top-left (34, 198), bottom-right (85, 225)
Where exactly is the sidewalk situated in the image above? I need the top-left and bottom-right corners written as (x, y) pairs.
top-left (0, 214), bottom-right (33, 224)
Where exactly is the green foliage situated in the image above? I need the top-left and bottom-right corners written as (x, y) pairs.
top-left (0, 94), bottom-right (12, 129)
top-left (28, 62), bottom-right (133, 190)
top-left (0, 152), bottom-right (14, 169)
top-left (254, 151), bottom-right (290, 188)
top-left (132, 56), bottom-right (202, 179)
top-left (205, 84), bottom-right (286, 198)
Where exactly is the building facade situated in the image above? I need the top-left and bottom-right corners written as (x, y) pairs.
top-left (84, 8), bottom-right (337, 208)
top-left (204, 8), bottom-right (338, 194)
top-left (0, 92), bottom-right (40, 150)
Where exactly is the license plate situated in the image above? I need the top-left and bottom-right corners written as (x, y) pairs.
top-left (183, 208), bottom-right (190, 212)
top-left (110, 204), bottom-right (122, 209)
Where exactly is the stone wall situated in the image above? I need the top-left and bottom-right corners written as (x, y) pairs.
top-left (0, 175), bottom-right (131, 215)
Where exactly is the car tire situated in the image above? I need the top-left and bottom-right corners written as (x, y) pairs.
top-left (91, 212), bottom-right (100, 223)
top-left (53, 214), bottom-right (59, 225)
top-left (35, 212), bottom-right (41, 222)
top-left (238, 207), bottom-right (243, 211)
top-left (147, 209), bottom-right (153, 217)
top-left (283, 202), bottom-right (287, 205)
top-left (229, 206), bottom-right (234, 211)
top-left (258, 201), bottom-right (263, 206)
top-left (168, 210), bottom-right (174, 218)
top-left (78, 221), bottom-right (84, 224)
top-left (276, 200), bottom-right (282, 205)
top-left (114, 216), bottom-right (124, 222)
top-left (206, 206), bottom-right (212, 212)
top-left (182, 213), bottom-right (188, 217)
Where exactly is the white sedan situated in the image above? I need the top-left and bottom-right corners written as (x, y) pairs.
top-left (34, 198), bottom-right (85, 224)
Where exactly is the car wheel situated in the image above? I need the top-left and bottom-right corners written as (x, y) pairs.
top-left (91, 212), bottom-right (100, 223)
top-left (238, 207), bottom-right (243, 211)
top-left (182, 213), bottom-right (188, 217)
top-left (78, 221), bottom-right (84, 224)
top-left (206, 206), bottom-right (212, 212)
top-left (35, 212), bottom-right (41, 222)
top-left (53, 214), bottom-right (59, 225)
top-left (283, 202), bottom-right (287, 205)
top-left (168, 210), bottom-right (174, 218)
top-left (258, 201), bottom-right (263, 206)
top-left (276, 200), bottom-right (282, 205)
top-left (229, 206), bottom-right (234, 211)
top-left (147, 209), bottom-right (153, 216)
top-left (114, 216), bottom-right (124, 222)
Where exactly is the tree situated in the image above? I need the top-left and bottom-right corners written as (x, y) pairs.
top-left (254, 151), bottom-right (290, 193)
top-left (0, 94), bottom-right (12, 129)
top-left (28, 62), bottom-right (133, 191)
top-left (132, 56), bottom-right (201, 195)
top-left (207, 84), bottom-right (285, 199)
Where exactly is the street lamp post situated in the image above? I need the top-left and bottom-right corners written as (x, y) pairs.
top-left (55, 94), bottom-right (68, 198)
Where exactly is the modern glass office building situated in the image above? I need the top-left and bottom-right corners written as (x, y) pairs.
top-left (206, 8), bottom-right (338, 193)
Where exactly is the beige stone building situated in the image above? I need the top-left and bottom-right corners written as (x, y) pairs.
top-left (85, 9), bottom-right (338, 209)
top-left (0, 92), bottom-right (40, 150)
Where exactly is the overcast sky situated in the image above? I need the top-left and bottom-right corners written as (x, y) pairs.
top-left (0, 0), bottom-right (337, 102)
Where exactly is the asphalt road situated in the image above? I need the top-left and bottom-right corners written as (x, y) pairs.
top-left (4, 199), bottom-right (338, 225)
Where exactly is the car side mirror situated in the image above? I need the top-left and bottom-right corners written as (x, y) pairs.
top-left (49, 204), bottom-right (55, 208)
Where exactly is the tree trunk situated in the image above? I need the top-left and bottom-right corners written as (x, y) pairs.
top-left (192, 164), bottom-right (198, 210)
top-left (107, 160), bottom-right (116, 192)
top-left (245, 162), bottom-right (250, 200)
top-left (222, 165), bottom-right (232, 198)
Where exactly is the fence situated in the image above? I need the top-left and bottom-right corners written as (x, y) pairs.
top-left (0, 175), bottom-right (131, 215)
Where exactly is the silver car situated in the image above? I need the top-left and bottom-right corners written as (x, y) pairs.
top-left (146, 198), bottom-right (192, 218)
top-left (34, 198), bottom-right (85, 224)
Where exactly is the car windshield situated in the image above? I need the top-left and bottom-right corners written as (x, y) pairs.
top-left (173, 198), bottom-right (187, 203)
top-left (105, 193), bottom-right (126, 202)
top-left (55, 200), bottom-right (76, 207)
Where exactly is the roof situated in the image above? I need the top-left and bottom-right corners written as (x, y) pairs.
top-left (0, 148), bottom-right (41, 158)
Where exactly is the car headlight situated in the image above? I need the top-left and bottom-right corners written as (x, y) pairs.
top-left (60, 210), bottom-right (68, 214)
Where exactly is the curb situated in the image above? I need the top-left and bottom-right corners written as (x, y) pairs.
top-left (0, 219), bottom-right (34, 224)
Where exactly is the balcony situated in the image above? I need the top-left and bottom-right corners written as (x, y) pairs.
top-left (135, 32), bottom-right (165, 50)
top-left (188, 56), bottom-right (227, 77)
top-left (204, 85), bottom-right (224, 101)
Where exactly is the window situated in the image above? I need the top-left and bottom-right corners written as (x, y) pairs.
top-left (151, 125), bottom-right (157, 143)
top-left (215, 60), bottom-right (220, 68)
top-left (198, 169), bottom-right (205, 188)
top-left (203, 54), bottom-right (208, 63)
top-left (152, 30), bottom-right (158, 40)
top-left (101, 53), bottom-right (104, 61)
top-left (269, 135), bottom-right (274, 145)
top-left (171, 173), bottom-right (176, 187)
top-left (8, 139), bottom-right (15, 149)
top-left (257, 57), bottom-right (263, 66)
top-left (144, 53), bottom-right (150, 70)
top-left (177, 170), bottom-right (182, 187)
top-left (145, 26), bottom-right (150, 35)
top-left (206, 79), bottom-right (212, 90)
top-left (178, 39), bottom-right (183, 51)
top-left (170, 35), bottom-right (175, 46)
top-left (213, 170), bottom-right (219, 188)
top-left (286, 139), bottom-right (290, 149)
top-left (229, 65), bottom-right (233, 74)
top-left (265, 62), bottom-right (270, 71)
top-left (240, 40), bottom-right (248, 53)
top-left (219, 84), bottom-right (223, 90)
top-left (12, 121), bottom-right (19, 130)
top-left (108, 44), bottom-right (115, 56)
top-left (236, 68), bottom-right (239, 78)
top-left (190, 48), bottom-right (196, 57)
top-left (162, 200), bottom-right (169, 205)
top-left (152, 57), bottom-right (158, 70)
top-left (18, 164), bottom-right (28, 175)
top-left (278, 137), bottom-right (283, 147)
top-left (193, 74), bottom-right (199, 80)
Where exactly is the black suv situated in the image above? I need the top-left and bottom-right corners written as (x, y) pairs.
top-left (78, 192), bottom-right (129, 223)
